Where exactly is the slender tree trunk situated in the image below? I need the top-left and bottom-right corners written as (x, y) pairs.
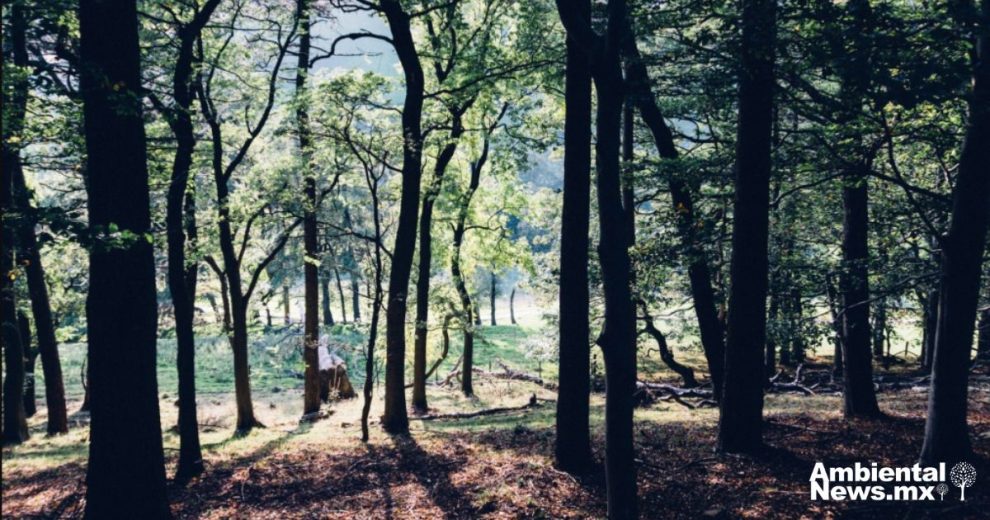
top-left (321, 276), bottom-right (335, 326)
top-left (765, 287), bottom-right (779, 378)
top-left (790, 288), bottom-right (806, 364)
top-left (297, 0), bottom-right (321, 416)
top-left (381, 0), bottom-right (425, 435)
top-left (282, 284), bottom-right (291, 325)
top-left (509, 287), bottom-right (517, 325)
top-left (826, 277), bottom-right (845, 377)
top-left (923, 287), bottom-right (939, 369)
top-left (591, 19), bottom-right (639, 516)
top-left (622, 35), bottom-right (725, 401)
top-left (555, 3), bottom-right (593, 472)
top-left (334, 265), bottom-right (347, 322)
top-left (350, 273), bottom-right (361, 322)
top-left (920, 0), bottom-right (990, 464)
top-left (873, 298), bottom-right (887, 360)
top-left (78, 0), bottom-right (169, 513)
top-left (8, 79), bottom-right (69, 435)
top-left (717, 0), bottom-right (775, 454)
top-left (163, 0), bottom-right (220, 481)
top-left (412, 102), bottom-right (469, 413)
top-left (640, 304), bottom-right (698, 387)
top-left (489, 273), bottom-right (497, 326)
top-left (977, 307), bottom-right (990, 361)
top-left (21, 313), bottom-right (37, 418)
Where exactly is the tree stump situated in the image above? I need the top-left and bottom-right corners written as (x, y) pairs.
top-left (318, 345), bottom-right (356, 401)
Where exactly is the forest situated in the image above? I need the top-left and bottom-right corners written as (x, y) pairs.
top-left (1, 0), bottom-right (989, 517)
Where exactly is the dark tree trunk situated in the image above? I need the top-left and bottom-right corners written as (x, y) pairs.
top-left (509, 287), bottom-right (517, 325)
top-left (489, 273), bottom-right (497, 326)
top-left (164, 0), bottom-right (220, 482)
top-left (922, 287), bottom-right (939, 369)
top-left (78, 0), bottom-right (170, 513)
top-left (452, 125), bottom-right (495, 397)
top-left (555, 3), bottom-right (593, 473)
top-left (839, 165), bottom-right (881, 417)
top-left (591, 24), bottom-right (639, 518)
top-left (873, 298), bottom-right (887, 359)
top-left (12, 173), bottom-right (68, 434)
top-left (474, 301), bottom-right (482, 326)
top-left (920, 0), bottom-right (990, 464)
top-left (381, 0), bottom-right (425, 435)
top-left (21, 312), bottom-right (37, 418)
top-left (413, 101), bottom-right (469, 412)
top-left (321, 276), bottom-right (335, 326)
top-left (717, 0), bottom-right (775, 454)
top-left (622, 35), bottom-right (725, 401)
top-left (334, 265), bottom-right (347, 322)
top-left (1, 1), bottom-right (31, 446)
top-left (283, 284), bottom-right (291, 325)
top-left (640, 305), bottom-right (698, 387)
top-left (297, 0), bottom-right (321, 416)
top-left (360, 169), bottom-right (386, 442)
top-left (825, 277), bottom-right (845, 377)
top-left (765, 287), bottom-right (779, 378)
top-left (978, 307), bottom-right (990, 361)
top-left (789, 288), bottom-right (806, 364)
top-left (350, 273), bottom-right (361, 322)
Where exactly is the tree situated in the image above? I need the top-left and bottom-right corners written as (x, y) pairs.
top-left (296, 0), bottom-right (322, 417)
top-left (919, 0), bottom-right (990, 466)
top-left (557, 0), bottom-right (639, 516)
top-left (149, 0), bottom-right (222, 481)
top-left (78, 0), bottom-right (170, 514)
top-left (195, 8), bottom-right (300, 433)
top-left (555, 0), bottom-right (593, 473)
top-left (717, 0), bottom-right (776, 453)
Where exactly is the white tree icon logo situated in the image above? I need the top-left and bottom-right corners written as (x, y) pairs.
top-left (936, 483), bottom-right (949, 501)
top-left (950, 462), bottom-right (976, 501)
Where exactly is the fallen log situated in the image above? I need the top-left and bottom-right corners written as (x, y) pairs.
top-left (413, 394), bottom-right (544, 421)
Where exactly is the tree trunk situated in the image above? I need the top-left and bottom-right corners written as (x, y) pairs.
top-left (489, 273), bottom-right (497, 326)
top-left (350, 273), bottom-right (361, 322)
top-left (789, 288), bottom-right (806, 364)
top-left (640, 305), bottom-right (698, 387)
top-left (381, 0), bottom-right (425, 435)
top-left (555, 4), bottom-right (593, 473)
top-left (622, 35), bottom-right (725, 401)
top-left (334, 265), bottom-right (347, 322)
top-left (297, 0), bottom-right (321, 417)
top-left (21, 312), bottom-right (37, 418)
top-left (78, 0), bottom-right (169, 513)
top-left (717, 0), bottom-right (775, 454)
top-left (839, 165), bottom-right (881, 417)
top-left (1, 1), bottom-right (31, 446)
top-left (164, 0), bottom-right (220, 481)
top-left (978, 307), bottom-right (990, 361)
top-left (12, 172), bottom-right (68, 433)
top-left (412, 101), bottom-right (469, 413)
top-left (920, 0), bottom-right (990, 464)
top-left (591, 22), bottom-right (639, 517)
top-left (825, 277), bottom-right (845, 377)
top-left (765, 287), bottom-right (779, 378)
top-left (509, 287), bottom-right (517, 325)
top-left (873, 297), bottom-right (887, 360)
top-left (282, 284), bottom-right (291, 325)
top-left (321, 276), bottom-right (335, 326)
top-left (922, 287), bottom-right (939, 370)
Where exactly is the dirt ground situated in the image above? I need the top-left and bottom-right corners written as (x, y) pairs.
top-left (3, 370), bottom-right (989, 519)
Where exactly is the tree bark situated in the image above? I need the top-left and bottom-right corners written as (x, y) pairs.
top-left (6, 6), bottom-right (69, 435)
top-left (509, 287), bottom-right (517, 325)
top-left (78, 0), bottom-right (170, 513)
top-left (920, 0), bottom-right (990, 464)
top-left (717, 0), bottom-right (775, 454)
top-left (489, 273), bottom-right (497, 326)
top-left (334, 264), bottom-right (347, 322)
top-left (622, 34), bottom-right (725, 401)
top-left (163, 0), bottom-right (220, 482)
top-left (20, 312), bottom-right (37, 418)
top-left (978, 307), bottom-right (990, 361)
top-left (412, 100), bottom-right (470, 412)
top-left (839, 164), bottom-right (881, 417)
top-left (297, 0), bottom-right (321, 417)
top-left (321, 276), bottom-right (335, 326)
top-left (381, 0), bottom-right (425, 435)
top-left (555, 1), bottom-right (593, 473)
top-left (350, 272), bottom-right (361, 322)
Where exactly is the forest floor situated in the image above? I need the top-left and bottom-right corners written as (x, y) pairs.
top-left (3, 326), bottom-right (990, 519)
